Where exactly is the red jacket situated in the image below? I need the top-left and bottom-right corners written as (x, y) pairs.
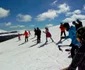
top-left (24, 31), bottom-right (28, 37)
top-left (60, 24), bottom-right (65, 32)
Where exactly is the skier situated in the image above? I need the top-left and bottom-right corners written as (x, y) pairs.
top-left (36, 27), bottom-right (41, 43)
top-left (28, 31), bottom-right (31, 36)
top-left (24, 30), bottom-right (28, 42)
top-left (72, 20), bottom-right (83, 30)
top-left (59, 23), bottom-right (66, 41)
top-left (63, 22), bottom-right (81, 58)
top-left (43, 27), bottom-right (54, 43)
top-left (34, 28), bottom-right (37, 38)
top-left (62, 27), bottom-right (85, 70)
top-left (18, 33), bottom-right (21, 40)
top-left (76, 19), bottom-right (83, 28)
top-left (72, 21), bottom-right (79, 30)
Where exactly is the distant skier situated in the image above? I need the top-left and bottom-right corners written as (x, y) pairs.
top-left (24, 30), bottom-right (28, 42)
top-left (34, 28), bottom-right (37, 38)
top-left (28, 31), bottom-right (31, 36)
top-left (36, 27), bottom-right (41, 43)
top-left (62, 27), bottom-right (85, 70)
top-left (18, 33), bottom-right (21, 40)
top-left (63, 22), bottom-right (81, 58)
top-left (59, 23), bottom-right (66, 41)
top-left (43, 27), bottom-right (54, 43)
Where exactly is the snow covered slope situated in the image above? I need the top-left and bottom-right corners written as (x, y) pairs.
top-left (0, 25), bottom-right (72, 70)
top-left (0, 29), bottom-right (7, 33)
top-left (1, 22), bottom-right (85, 70)
top-left (0, 22), bottom-right (85, 70)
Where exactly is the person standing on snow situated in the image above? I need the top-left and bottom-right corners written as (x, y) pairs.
top-left (18, 33), bottom-right (21, 40)
top-left (59, 23), bottom-right (66, 41)
top-left (76, 19), bottom-right (83, 28)
top-left (24, 30), bottom-right (28, 42)
top-left (34, 28), bottom-right (37, 38)
top-left (62, 27), bottom-right (85, 70)
top-left (72, 20), bottom-right (83, 30)
top-left (43, 27), bottom-right (54, 43)
top-left (28, 31), bottom-right (31, 36)
top-left (63, 22), bottom-right (81, 59)
top-left (72, 21), bottom-right (79, 30)
top-left (36, 27), bottom-right (41, 43)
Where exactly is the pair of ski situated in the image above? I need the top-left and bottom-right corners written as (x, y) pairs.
top-left (56, 40), bottom-right (70, 70)
top-left (56, 39), bottom-right (71, 52)
top-left (58, 45), bottom-right (71, 51)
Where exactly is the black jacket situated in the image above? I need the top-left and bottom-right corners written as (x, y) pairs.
top-left (67, 43), bottom-right (85, 70)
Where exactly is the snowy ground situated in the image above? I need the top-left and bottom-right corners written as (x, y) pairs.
top-left (0, 23), bottom-right (85, 70)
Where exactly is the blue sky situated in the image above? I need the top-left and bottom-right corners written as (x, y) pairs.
top-left (0, 0), bottom-right (85, 31)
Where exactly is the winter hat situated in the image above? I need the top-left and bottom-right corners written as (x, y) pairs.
top-left (76, 19), bottom-right (80, 22)
top-left (72, 21), bottom-right (76, 24)
top-left (63, 22), bottom-right (70, 31)
top-left (76, 27), bottom-right (85, 41)
top-left (45, 27), bottom-right (48, 30)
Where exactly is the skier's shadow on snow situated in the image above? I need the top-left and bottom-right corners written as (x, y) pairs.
top-left (32, 39), bottom-right (37, 42)
top-left (56, 40), bottom-right (62, 45)
top-left (18, 42), bottom-right (26, 46)
top-left (38, 43), bottom-right (46, 48)
top-left (29, 43), bottom-right (38, 48)
top-left (38, 42), bottom-right (52, 48)
top-left (30, 37), bottom-right (36, 40)
top-left (56, 39), bottom-right (67, 45)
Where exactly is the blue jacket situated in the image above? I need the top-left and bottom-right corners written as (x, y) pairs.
top-left (66, 26), bottom-right (80, 46)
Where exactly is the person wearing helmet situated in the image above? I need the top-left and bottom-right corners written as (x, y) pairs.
top-left (62, 27), bottom-right (85, 70)
top-left (63, 22), bottom-right (81, 58)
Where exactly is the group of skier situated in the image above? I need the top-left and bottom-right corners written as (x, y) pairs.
top-left (17, 19), bottom-right (85, 70)
top-left (60, 19), bottom-right (85, 70)
top-left (18, 30), bottom-right (31, 42)
top-left (34, 27), bottom-right (54, 44)
top-left (17, 26), bottom-right (54, 44)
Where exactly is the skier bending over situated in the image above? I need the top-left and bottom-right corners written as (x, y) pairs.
top-left (63, 22), bottom-right (81, 59)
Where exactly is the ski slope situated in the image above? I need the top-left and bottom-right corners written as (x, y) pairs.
top-left (0, 24), bottom-right (83, 70)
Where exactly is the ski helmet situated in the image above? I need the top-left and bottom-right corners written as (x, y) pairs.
top-left (63, 22), bottom-right (70, 31)
top-left (76, 27), bottom-right (85, 41)
top-left (72, 21), bottom-right (76, 25)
